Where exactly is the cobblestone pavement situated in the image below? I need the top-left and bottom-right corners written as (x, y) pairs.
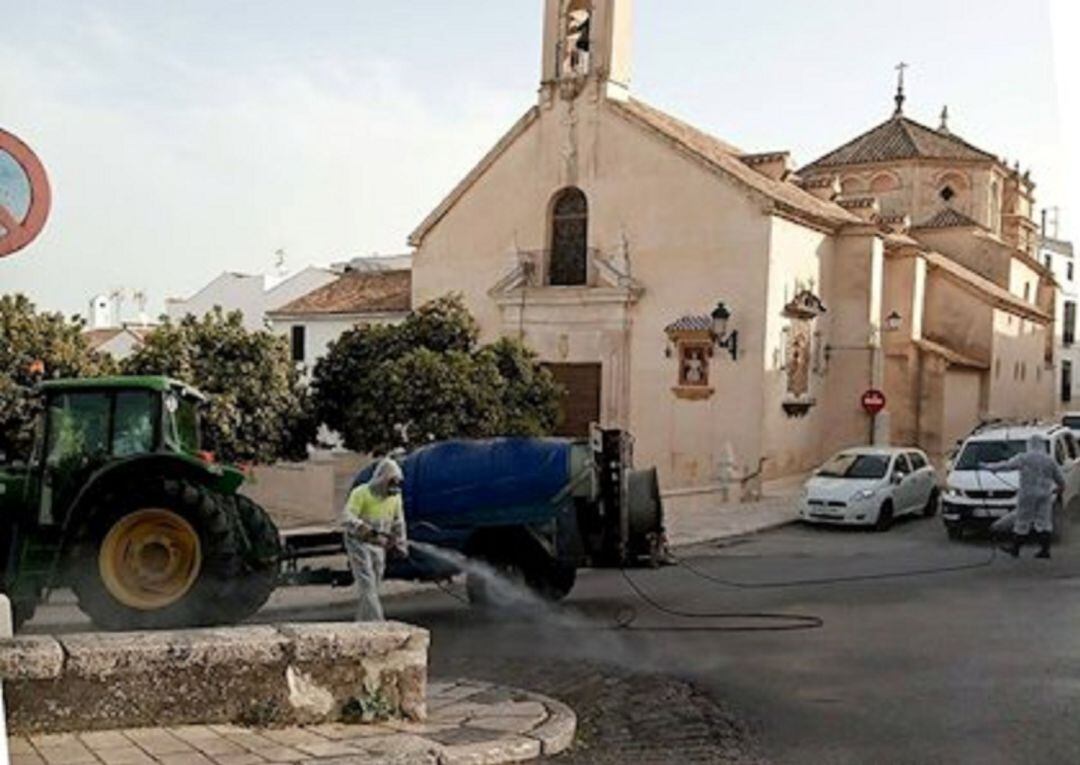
top-left (7, 681), bottom-right (575, 765)
top-left (431, 659), bottom-right (767, 765)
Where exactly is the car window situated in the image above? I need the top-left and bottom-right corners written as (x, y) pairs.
top-left (954, 440), bottom-right (1027, 470)
top-left (908, 452), bottom-right (927, 470)
top-left (817, 453), bottom-right (891, 479)
top-left (1054, 438), bottom-right (1068, 466)
top-left (1065, 433), bottom-right (1079, 461)
top-left (893, 454), bottom-right (912, 476)
top-left (1064, 415), bottom-right (1080, 432)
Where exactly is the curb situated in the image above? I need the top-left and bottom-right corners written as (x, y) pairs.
top-left (670, 515), bottom-right (799, 551)
top-left (8, 680), bottom-right (576, 765)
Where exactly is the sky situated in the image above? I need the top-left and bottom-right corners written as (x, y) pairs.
top-left (0, 0), bottom-right (1069, 319)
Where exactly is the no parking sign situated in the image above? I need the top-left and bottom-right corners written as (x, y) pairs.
top-left (861, 389), bottom-right (887, 415)
top-left (0, 127), bottom-right (51, 258)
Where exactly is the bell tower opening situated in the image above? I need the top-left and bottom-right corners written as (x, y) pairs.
top-left (542, 0), bottom-right (633, 98)
top-left (561, 1), bottom-right (593, 79)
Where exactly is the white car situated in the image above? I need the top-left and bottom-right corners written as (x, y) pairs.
top-left (798, 447), bottom-right (939, 530)
top-left (942, 424), bottom-right (1080, 540)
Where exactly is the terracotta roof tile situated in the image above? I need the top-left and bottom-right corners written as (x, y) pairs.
top-left (82, 328), bottom-right (124, 349)
top-left (665, 315), bottom-right (713, 333)
top-left (270, 270), bottom-right (412, 317)
top-left (610, 99), bottom-right (858, 228)
top-left (802, 115), bottom-right (996, 171)
top-left (915, 207), bottom-right (983, 230)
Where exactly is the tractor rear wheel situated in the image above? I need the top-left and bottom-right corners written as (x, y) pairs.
top-left (72, 477), bottom-right (241, 630)
top-left (208, 494), bottom-right (281, 623)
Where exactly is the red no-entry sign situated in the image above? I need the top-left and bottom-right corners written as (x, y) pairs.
top-left (0, 128), bottom-right (51, 259)
top-left (861, 389), bottom-right (887, 415)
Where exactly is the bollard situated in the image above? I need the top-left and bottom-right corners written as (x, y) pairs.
top-left (1, 593), bottom-right (10, 765)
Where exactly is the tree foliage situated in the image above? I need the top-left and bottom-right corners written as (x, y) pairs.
top-left (313, 295), bottom-right (562, 454)
top-left (0, 294), bottom-right (111, 460)
top-left (122, 309), bottom-right (316, 464)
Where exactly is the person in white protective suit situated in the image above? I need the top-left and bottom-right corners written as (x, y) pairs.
top-left (341, 457), bottom-right (407, 621)
top-left (983, 435), bottom-right (1065, 559)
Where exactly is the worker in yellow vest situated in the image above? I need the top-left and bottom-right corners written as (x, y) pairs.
top-left (342, 457), bottom-right (407, 621)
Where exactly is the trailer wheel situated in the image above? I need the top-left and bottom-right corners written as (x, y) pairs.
top-left (465, 533), bottom-right (576, 608)
top-left (71, 477), bottom-right (241, 630)
top-left (208, 495), bottom-right (281, 623)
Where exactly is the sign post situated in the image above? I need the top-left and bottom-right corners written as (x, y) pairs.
top-left (0, 127), bottom-right (51, 259)
top-left (1, 594), bottom-right (10, 765)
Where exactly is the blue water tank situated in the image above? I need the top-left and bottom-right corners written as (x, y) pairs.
top-left (354, 439), bottom-right (573, 522)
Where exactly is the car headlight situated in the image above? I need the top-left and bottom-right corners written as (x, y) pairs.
top-left (852, 488), bottom-right (877, 501)
top-left (944, 487), bottom-right (964, 498)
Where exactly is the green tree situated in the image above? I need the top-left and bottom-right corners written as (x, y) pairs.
top-left (122, 309), bottom-right (315, 464)
top-left (313, 295), bottom-right (562, 453)
top-left (0, 294), bottom-right (111, 460)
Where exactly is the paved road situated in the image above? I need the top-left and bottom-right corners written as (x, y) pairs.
top-left (27, 515), bottom-right (1080, 764)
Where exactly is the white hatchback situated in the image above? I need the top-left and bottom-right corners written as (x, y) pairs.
top-left (798, 447), bottom-right (939, 530)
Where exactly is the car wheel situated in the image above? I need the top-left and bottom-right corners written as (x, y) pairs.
top-left (923, 489), bottom-right (940, 518)
top-left (874, 501), bottom-right (894, 532)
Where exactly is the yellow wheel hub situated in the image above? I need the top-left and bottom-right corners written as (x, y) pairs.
top-left (99, 509), bottom-right (202, 611)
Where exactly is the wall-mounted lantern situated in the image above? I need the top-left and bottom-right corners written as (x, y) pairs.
top-left (884, 310), bottom-right (903, 333)
top-left (711, 302), bottom-right (739, 361)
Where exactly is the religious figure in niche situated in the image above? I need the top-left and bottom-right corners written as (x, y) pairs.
top-left (563, 6), bottom-right (591, 77)
top-left (786, 320), bottom-right (812, 398)
top-left (679, 344), bottom-right (710, 388)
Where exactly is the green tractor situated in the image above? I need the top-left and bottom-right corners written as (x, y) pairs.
top-left (0, 376), bottom-right (281, 632)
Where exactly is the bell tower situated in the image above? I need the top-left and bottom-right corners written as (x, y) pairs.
top-left (541, 0), bottom-right (633, 100)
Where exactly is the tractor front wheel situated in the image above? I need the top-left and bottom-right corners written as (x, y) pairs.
top-left (72, 478), bottom-right (240, 630)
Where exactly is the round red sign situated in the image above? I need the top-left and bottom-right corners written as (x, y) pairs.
top-left (861, 389), bottom-right (887, 415)
top-left (0, 127), bottom-right (51, 259)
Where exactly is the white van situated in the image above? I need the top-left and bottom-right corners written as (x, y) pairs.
top-left (942, 424), bottom-right (1080, 540)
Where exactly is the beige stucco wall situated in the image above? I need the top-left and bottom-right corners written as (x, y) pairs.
top-left (922, 275), bottom-right (993, 364)
top-left (815, 230), bottom-right (884, 458)
top-left (413, 92), bottom-right (826, 489)
top-left (943, 369), bottom-right (983, 451)
top-left (760, 217), bottom-right (833, 477)
top-left (987, 306), bottom-right (1055, 420)
top-left (837, 161), bottom-right (1001, 232)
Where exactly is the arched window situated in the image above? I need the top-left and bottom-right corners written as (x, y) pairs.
top-left (840, 176), bottom-right (864, 196)
top-left (870, 173), bottom-right (899, 193)
top-left (549, 188), bottom-right (589, 286)
top-left (937, 171), bottom-right (969, 206)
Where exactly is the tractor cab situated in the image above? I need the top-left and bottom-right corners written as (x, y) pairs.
top-left (1, 376), bottom-right (278, 632)
top-left (18, 378), bottom-right (206, 527)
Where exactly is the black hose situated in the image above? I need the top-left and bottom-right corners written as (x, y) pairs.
top-left (672, 546), bottom-right (997, 589)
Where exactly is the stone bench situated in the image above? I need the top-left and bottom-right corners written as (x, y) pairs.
top-left (0, 622), bottom-right (428, 735)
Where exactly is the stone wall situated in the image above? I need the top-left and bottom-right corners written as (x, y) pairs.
top-left (0, 622), bottom-right (427, 735)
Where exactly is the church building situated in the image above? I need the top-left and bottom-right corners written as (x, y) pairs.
top-left (408, 0), bottom-right (1056, 510)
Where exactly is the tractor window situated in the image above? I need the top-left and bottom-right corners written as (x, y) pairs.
top-left (112, 391), bottom-right (156, 457)
top-left (164, 394), bottom-right (201, 453)
top-left (46, 393), bottom-right (110, 466)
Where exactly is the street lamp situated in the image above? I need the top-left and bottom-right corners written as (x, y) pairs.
top-left (711, 302), bottom-right (739, 361)
top-left (885, 310), bottom-right (903, 333)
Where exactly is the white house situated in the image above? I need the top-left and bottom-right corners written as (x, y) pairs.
top-left (266, 268), bottom-right (412, 372)
top-left (1040, 225), bottom-right (1077, 408)
top-left (83, 325), bottom-right (155, 360)
top-left (165, 266), bottom-right (339, 330)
